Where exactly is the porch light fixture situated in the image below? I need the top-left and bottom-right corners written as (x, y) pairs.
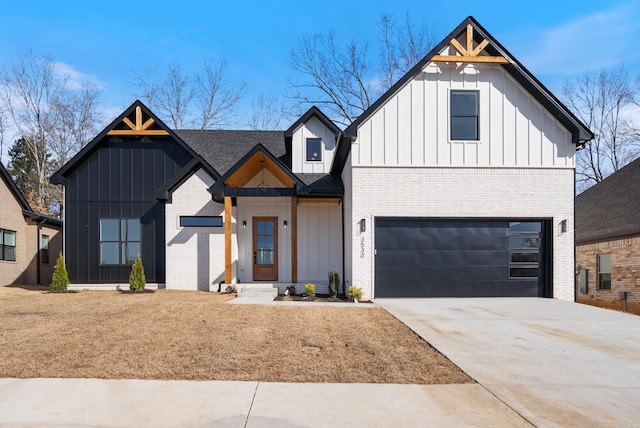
top-left (560, 219), bottom-right (567, 233)
top-left (283, 220), bottom-right (288, 228)
top-left (360, 218), bottom-right (366, 233)
top-left (242, 221), bottom-right (247, 228)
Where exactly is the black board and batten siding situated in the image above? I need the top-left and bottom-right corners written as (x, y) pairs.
top-left (65, 137), bottom-right (193, 283)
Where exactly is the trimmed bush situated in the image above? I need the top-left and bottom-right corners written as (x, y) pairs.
top-left (50, 252), bottom-right (69, 292)
top-left (129, 254), bottom-right (146, 291)
top-left (348, 285), bottom-right (364, 302)
top-left (328, 271), bottom-right (339, 297)
top-left (304, 283), bottom-right (316, 298)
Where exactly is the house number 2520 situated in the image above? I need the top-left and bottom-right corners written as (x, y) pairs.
top-left (360, 237), bottom-right (365, 258)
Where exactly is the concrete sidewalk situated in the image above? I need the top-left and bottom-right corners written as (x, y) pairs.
top-left (0, 378), bottom-right (530, 427)
top-left (377, 298), bottom-right (640, 428)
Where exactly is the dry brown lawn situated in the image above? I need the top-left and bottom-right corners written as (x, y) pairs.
top-left (0, 286), bottom-right (471, 384)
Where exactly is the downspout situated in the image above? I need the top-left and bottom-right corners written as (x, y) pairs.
top-left (36, 218), bottom-right (44, 285)
top-left (341, 199), bottom-right (345, 298)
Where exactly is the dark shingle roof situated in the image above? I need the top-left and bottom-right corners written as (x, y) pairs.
top-left (576, 157), bottom-right (640, 244)
top-left (175, 130), bottom-right (288, 174)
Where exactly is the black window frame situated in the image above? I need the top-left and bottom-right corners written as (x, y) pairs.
top-left (41, 234), bottom-right (50, 265)
top-left (597, 254), bottom-right (612, 290)
top-left (179, 216), bottom-right (223, 227)
top-left (450, 90), bottom-right (479, 141)
top-left (0, 229), bottom-right (16, 262)
top-left (306, 137), bottom-right (323, 162)
top-left (99, 218), bottom-right (141, 266)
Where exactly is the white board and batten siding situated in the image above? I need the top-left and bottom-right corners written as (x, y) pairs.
top-left (291, 115), bottom-right (337, 174)
top-left (353, 63), bottom-right (575, 168)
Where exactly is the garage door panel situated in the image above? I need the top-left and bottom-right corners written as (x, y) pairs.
top-left (374, 218), bottom-right (546, 298)
top-left (376, 249), bottom-right (508, 266)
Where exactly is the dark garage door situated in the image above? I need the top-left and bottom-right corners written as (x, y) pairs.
top-left (374, 218), bottom-right (550, 298)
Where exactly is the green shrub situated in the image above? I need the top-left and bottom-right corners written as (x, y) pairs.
top-left (50, 252), bottom-right (69, 292)
top-left (328, 271), bottom-right (339, 297)
top-left (304, 283), bottom-right (316, 298)
top-left (129, 254), bottom-right (146, 291)
top-left (348, 285), bottom-right (364, 302)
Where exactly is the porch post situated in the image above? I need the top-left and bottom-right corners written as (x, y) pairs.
top-left (291, 196), bottom-right (297, 283)
top-left (224, 196), bottom-right (232, 284)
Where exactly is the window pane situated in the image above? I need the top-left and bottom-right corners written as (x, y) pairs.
top-left (509, 222), bottom-right (542, 233)
top-left (510, 268), bottom-right (539, 278)
top-left (4, 231), bottom-right (15, 247)
top-left (127, 219), bottom-right (141, 240)
top-left (257, 221), bottom-right (265, 234)
top-left (258, 236), bottom-right (265, 249)
top-left (509, 237), bottom-right (540, 249)
top-left (100, 219), bottom-right (119, 241)
top-left (306, 138), bottom-right (322, 161)
top-left (451, 91), bottom-right (478, 115)
top-left (264, 250), bottom-right (274, 265)
top-left (101, 242), bottom-right (119, 265)
top-left (451, 117), bottom-right (478, 140)
top-left (123, 242), bottom-right (140, 264)
top-left (510, 252), bottom-right (540, 263)
top-left (599, 273), bottom-right (611, 290)
top-left (598, 254), bottom-right (611, 273)
top-left (265, 221), bottom-right (273, 235)
top-left (179, 216), bottom-right (222, 227)
top-left (42, 235), bottom-right (49, 250)
top-left (4, 246), bottom-right (15, 262)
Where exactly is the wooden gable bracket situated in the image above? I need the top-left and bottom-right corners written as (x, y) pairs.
top-left (107, 106), bottom-right (170, 136)
top-left (432, 24), bottom-right (508, 64)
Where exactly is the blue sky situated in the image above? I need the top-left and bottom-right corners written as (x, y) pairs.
top-left (0, 0), bottom-right (639, 130)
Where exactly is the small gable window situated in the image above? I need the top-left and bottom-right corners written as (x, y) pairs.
top-left (450, 90), bottom-right (479, 141)
top-left (306, 138), bottom-right (322, 162)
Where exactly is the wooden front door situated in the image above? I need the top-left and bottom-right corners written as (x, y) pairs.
top-left (253, 217), bottom-right (278, 281)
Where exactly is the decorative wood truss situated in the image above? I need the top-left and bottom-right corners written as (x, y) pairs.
top-left (107, 106), bottom-right (169, 136)
top-left (432, 24), bottom-right (508, 64)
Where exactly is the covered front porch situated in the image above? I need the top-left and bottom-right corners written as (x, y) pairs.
top-left (212, 144), bottom-right (344, 294)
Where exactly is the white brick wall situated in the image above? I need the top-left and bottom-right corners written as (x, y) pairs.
top-left (348, 166), bottom-right (575, 301)
top-left (165, 169), bottom-right (237, 291)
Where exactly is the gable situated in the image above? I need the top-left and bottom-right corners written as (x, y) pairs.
top-left (334, 16), bottom-right (593, 173)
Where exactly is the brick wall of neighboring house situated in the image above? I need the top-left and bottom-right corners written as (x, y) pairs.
top-left (0, 179), bottom-right (28, 285)
top-left (349, 166), bottom-right (576, 301)
top-left (576, 236), bottom-right (640, 304)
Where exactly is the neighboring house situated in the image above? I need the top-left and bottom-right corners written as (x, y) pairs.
top-left (575, 157), bottom-right (640, 305)
top-left (50, 17), bottom-right (592, 300)
top-left (0, 162), bottom-right (62, 286)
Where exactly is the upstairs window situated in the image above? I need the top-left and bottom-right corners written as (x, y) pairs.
top-left (100, 219), bottom-right (140, 265)
top-left (450, 90), bottom-right (479, 141)
top-left (1, 229), bottom-right (16, 261)
top-left (597, 254), bottom-right (611, 290)
top-left (41, 235), bottom-right (50, 264)
top-left (306, 138), bottom-right (322, 162)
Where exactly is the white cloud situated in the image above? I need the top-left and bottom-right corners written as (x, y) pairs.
top-left (53, 62), bottom-right (104, 91)
top-left (515, 3), bottom-right (640, 75)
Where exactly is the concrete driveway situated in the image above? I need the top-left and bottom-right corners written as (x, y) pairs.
top-left (376, 298), bottom-right (640, 428)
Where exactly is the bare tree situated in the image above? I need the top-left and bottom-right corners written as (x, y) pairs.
top-left (563, 66), bottom-right (640, 192)
top-left (378, 12), bottom-right (439, 90)
top-left (289, 12), bottom-right (437, 126)
top-left (133, 59), bottom-right (245, 129)
top-left (246, 94), bottom-right (292, 130)
top-left (0, 50), bottom-right (102, 212)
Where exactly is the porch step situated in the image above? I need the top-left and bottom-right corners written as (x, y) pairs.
top-left (236, 284), bottom-right (278, 298)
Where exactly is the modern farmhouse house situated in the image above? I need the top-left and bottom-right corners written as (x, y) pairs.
top-left (50, 17), bottom-right (592, 300)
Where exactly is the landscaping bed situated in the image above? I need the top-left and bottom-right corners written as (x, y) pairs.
top-left (0, 286), bottom-right (471, 384)
top-left (273, 293), bottom-right (372, 303)
top-left (577, 295), bottom-right (640, 316)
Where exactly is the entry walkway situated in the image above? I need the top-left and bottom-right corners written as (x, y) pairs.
top-left (376, 298), bottom-right (640, 428)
